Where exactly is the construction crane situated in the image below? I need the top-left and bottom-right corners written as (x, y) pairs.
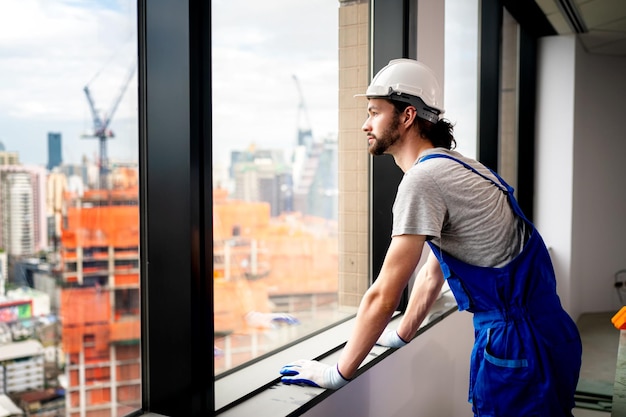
top-left (82, 64), bottom-right (136, 189)
top-left (291, 74), bottom-right (325, 215)
top-left (292, 74), bottom-right (313, 152)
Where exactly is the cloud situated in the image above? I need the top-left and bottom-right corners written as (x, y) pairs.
top-left (1, 0), bottom-right (338, 166)
top-left (211, 0), bottom-right (339, 161)
top-left (0, 0), bottom-right (136, 119)
top-left (0, 0), bottom-right (137, 164)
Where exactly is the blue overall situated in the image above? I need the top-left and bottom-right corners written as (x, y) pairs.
top-left (419, 154), bottom-right (582, 417)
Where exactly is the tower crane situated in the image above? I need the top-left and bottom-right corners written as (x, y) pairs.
top-left (291, 74), bottom-right (324, 215)
top-left (292, 74), bottom-right (313, 153)
top-left (82, 64), bottom-right (136, 189)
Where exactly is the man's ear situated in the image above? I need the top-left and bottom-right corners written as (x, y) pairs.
top-left (403, 106), bottom-right (417, 125)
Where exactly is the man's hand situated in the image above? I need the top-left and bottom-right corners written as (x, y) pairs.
top-left (279, 360), bottom-right (350, 389)
top-left (375, 329), bottom-right (409, 348)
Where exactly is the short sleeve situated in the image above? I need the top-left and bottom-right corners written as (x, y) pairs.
top-left (391, 167), bottom-right (446, 238)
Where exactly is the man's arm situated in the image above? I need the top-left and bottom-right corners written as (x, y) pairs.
top-left (393, 250), bottom-right (445, 343)
top-left (280, 234), bottom-right (428, 388)
top-left (336, 234), bottom-right (427, 379)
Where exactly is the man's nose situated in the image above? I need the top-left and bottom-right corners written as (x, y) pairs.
top-left (361, 119), bottom-right (370, 132)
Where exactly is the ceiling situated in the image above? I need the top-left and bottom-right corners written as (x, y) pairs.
top-left (534, 0), bottom-right (626, 56)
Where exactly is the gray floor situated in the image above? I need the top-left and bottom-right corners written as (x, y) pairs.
top-left (572, 312), bottom-right (620, 417)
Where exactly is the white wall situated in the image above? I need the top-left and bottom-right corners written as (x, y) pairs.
top-left (302, 311), bottom-right (475, 417)
top-left (572, 41), bottom-right (626, 311)
top-left (572, 40), bottom-right (626, 314)
top-left (536, 35), bottom-right (626, 320)
top-left (535, 36), bottom-right (577, 315)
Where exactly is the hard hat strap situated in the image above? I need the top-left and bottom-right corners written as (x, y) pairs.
top-left (389, 94), bottom-right (441, 124)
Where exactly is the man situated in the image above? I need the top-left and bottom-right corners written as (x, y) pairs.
top-left (280, 59), bottom-right (582, 416)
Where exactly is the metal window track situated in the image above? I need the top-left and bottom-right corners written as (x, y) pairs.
top-left (556, 0), bottom-right (588, 34)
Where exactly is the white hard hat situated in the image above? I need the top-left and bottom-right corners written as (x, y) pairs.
top-left (356, 59), bottom-right (444, 123)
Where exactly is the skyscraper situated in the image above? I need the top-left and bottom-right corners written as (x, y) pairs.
top-left (0, 166), bottom-right (48, 255)
top-left (0, 172), bottom-right (34, 256)
top-left (0, 140), bottom-right (19, 166)
top-left (47, 132), bottom-right (62, 171)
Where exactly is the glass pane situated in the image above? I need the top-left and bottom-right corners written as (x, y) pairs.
top-left (444, 0), bottom-right (479, 159)
top-left (212, 0), bottom-right (360, 375)
top-left (0, 1), bottom-right (139, 416)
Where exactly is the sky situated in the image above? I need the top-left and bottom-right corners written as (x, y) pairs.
top-left (0, 0), bottom-right (478, 168)
top-left (0, 0), bottom-right (339, 168)
top-left (0, 0), bottom-right (138, 167)
top-left (211, 0), bottom-right (339, 165)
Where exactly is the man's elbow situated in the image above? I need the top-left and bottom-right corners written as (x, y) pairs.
top-left (362, 287), bottom-right (401, 315)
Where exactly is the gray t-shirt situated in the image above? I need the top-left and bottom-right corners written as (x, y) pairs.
top-left (392, 148), bottom-right (524, 268)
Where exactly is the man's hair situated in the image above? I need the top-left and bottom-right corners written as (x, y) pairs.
top-left (391, 100), bottom-right (456, 150)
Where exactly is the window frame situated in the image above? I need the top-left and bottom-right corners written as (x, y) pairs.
top-left (502, 0), bottom-right (555, 221)
top-left (138, 0), bottom-right (412, 415)
top-left (478, 0), bottom-right (555, 220)
top-left (137, 0), bottom-right (555, 415)
top-left (370, 0), bottom-right (417, 310)
top-left (139, 0), bottom-right (213, 415)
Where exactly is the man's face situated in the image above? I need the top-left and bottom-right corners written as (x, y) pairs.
top-left (362, 98), bottom-right (401, 156)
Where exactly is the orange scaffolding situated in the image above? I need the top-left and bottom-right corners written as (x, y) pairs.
top-left (58, 186), bottom-right (141, 417)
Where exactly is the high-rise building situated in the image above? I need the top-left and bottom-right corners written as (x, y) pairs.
top-left (46, 171), bottom-right (67, 244)
top-left (304, 135), bottom-right (338, 220)
top-left (231, 148), bottom-right (293, 217)
top-left (292, 135), bottom-right (338, 220)
top-left (0, 166), bottom-right (48, 256)
top-left (0, 250), bottom-right (7, 296)
top-left (47, 132), bottom-right (62, 171)
top-left (61, 163), bottom-right (89, 193)
top-left (0, 172), bottom-right (34, 256)
top-left (0, 141), bottom-right (19, 166)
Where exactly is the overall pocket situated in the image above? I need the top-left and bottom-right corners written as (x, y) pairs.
top-left (472, 327), bottom-right (539, 416)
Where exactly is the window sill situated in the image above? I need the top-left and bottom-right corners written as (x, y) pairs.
top-left (215, 290), bottom-right (458, 416)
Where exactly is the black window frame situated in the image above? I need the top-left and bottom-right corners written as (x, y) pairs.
top-left (478, 0), bottom-right (555, 221)
top-left (138, 1), bottom-right (412, 414)
top-left (370, 0), bottom-right (417, 312)
top-left (137, 0), bottom-right (557, 415)
top-left (139, 0), bottom-right (213, 415)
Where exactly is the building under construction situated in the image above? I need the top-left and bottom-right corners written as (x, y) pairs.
top-left (54, 163), bottom-right (340, 410)
top-left (57, 185), bottom-right (140, 417)
top-left (213, 187), bottom-right (341, 373)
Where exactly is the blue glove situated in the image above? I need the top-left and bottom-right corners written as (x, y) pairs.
top-left (245, 311), bottom-right (300, 328)
top-left (375, 330), bottom-right (409, 348)
top-left (279, 360), bottom-right (350, 389)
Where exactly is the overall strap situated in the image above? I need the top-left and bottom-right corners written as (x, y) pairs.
top-left (418, 153), bottom-right (511, 194)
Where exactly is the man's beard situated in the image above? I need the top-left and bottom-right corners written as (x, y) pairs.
top-left (368, 115), bottom-right (401, 156)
